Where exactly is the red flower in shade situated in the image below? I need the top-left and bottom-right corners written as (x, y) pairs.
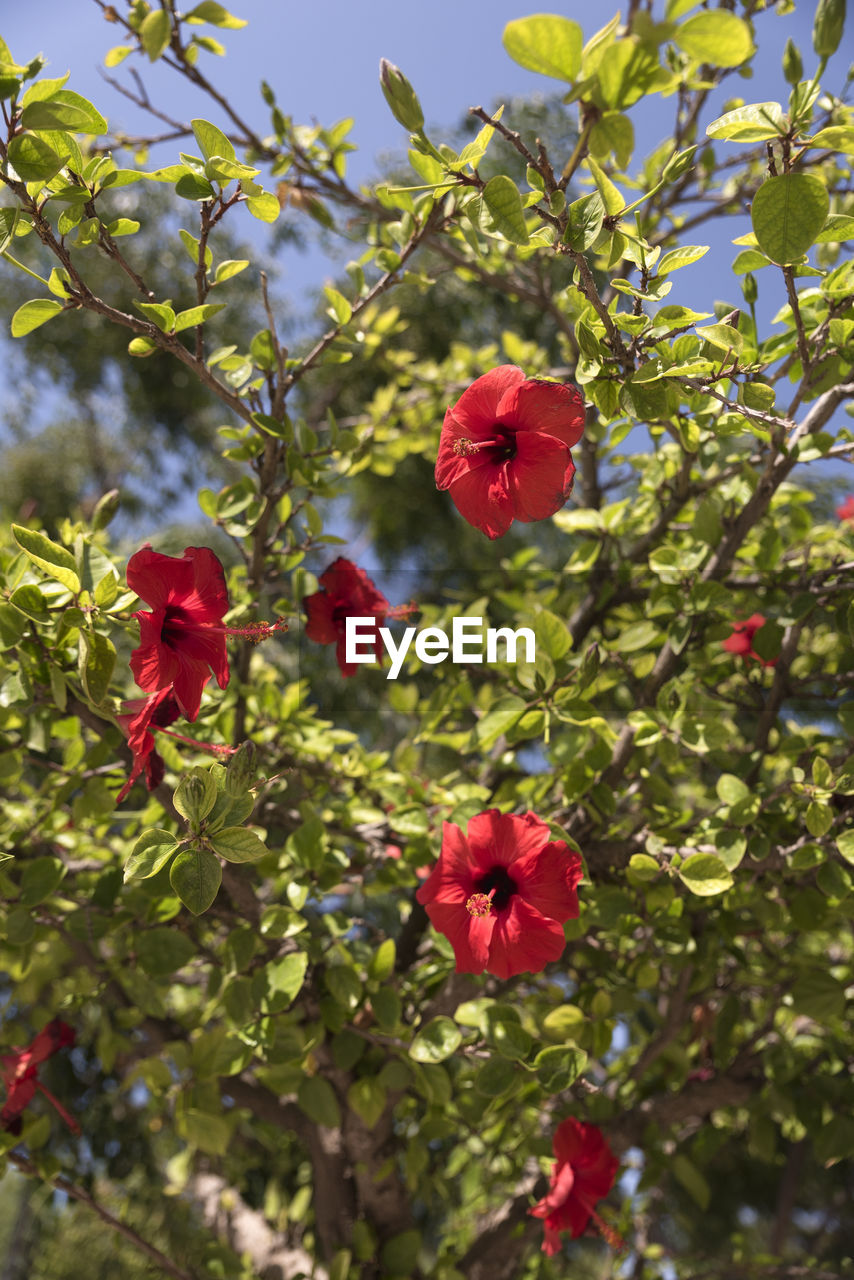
top-left (415, 809), bottom-right (582, 979)
top-left (530, 1118), bottom-right (620, 1256)
top-left (836, 495), bottom-right (854, 522)
top-left (722, 613), bottom-right (777, 667)
top-left (434, 365), bottom-right (585, 539)
top-left (1, 1019), bottom-right (79, 1135)
top-left (128, 546), bottom-right (230, 720)
top-left (304, 558), bottom-right (389, 676)
top-left (116, 687), bottom-right (181, 804)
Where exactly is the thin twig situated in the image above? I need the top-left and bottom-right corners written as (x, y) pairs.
top-left (7, 1152), bottom-right (200, 1280)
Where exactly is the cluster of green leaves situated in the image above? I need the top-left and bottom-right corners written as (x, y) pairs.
top-left (1, 2), bottom-right (854, 1279)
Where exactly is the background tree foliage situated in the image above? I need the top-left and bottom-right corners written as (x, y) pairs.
top-left (0, 2), bottom-right (853, 1279)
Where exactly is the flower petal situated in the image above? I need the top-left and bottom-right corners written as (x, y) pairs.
top-left (487, 897), bottom-right (566, 978)
top-left (498, 378), bottom-right (586, 447)
top-left (176, 546), bottom-right (230, 623)
top-left (445, 464), bottom-right (514, 539)
top-left (126, 546), bottom-right (192, 611)
top-left (425, 900), bottom-right (495, 972)
top-left (513, 839), bottom-right (583, 922)
top-left (466, 809), bottom-right (552, 870)
top-left (448, 365), bottom-right (525, 436)
top-left (508, 433), bottom-right (576, 523)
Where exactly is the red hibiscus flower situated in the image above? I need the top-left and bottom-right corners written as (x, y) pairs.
top-left (530, 1118), bottom-right (620, 1256)
top-left (722, 613), bottom-right (777, 667)
top-left (434, 365), bottom-right (585, 539)
top-left (1, 1019), bottom-right (79, 1135)
top-left (836, 495), bottom-right (854, 522)
top-left (128, 546), bottom-right (231, 720)
top-left (304, 558), bottom-right (390, 676)
top-left (116, 688), bottom-right (181, 804)
top-left (415, 809), bottom-right (582, 979)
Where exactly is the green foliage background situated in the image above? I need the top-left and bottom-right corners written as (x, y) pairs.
top-left (0, 2), bottom-right (853, 1279)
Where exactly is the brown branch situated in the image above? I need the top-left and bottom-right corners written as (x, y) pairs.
top-left (7, 1153), bottom-right (199, 1280)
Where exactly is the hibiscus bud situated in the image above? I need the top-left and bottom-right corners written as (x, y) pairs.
top-left (174, 769), bottom-right (215, 829)
top-left (92, 488), bottom-right (120, 531)
top-left (578, 642), bottom-right (601, 690)
top-left (225, 741), bottom-right (256, 797)
top-left (661, 144), bottom-right (698, 184)
top-left (742, 272), bottom-right (758, 305)
top-left (812, 0), bottom-right (846, 57)
top-left (782, 37), bottom-right (803, 85)
top-left (379, 59), bottom-right (424, 132)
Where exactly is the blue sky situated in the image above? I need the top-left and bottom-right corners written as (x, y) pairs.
top-left (1, 1), bottom-right (821, 306)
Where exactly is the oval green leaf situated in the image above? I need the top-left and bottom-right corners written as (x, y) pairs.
top-left (12, 523), bottom-right (80, 592)
top-left (124, 829), bottom-right (180, 882)
top-left (676, 11), bottom-right (755, 67)
top-left (170, 846), bottom-right (222, 914)
top-left (502, 15), bottom-right (582, 82)
top-left (751, 173), bottom-right (830, 265)
top-left (208, 826), bottom-right (267, 863)
top-left (409, 1016), bottom-right (462, 1063)
top-left (678, 853), bottom-right (734, 896)
top-left (10, 298), bottom-right (64, 338)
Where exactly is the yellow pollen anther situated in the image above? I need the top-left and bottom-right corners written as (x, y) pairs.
top-left (466, 892), bottom-right (493, 917)
top-left (453, 438), bottom-right (480, 457)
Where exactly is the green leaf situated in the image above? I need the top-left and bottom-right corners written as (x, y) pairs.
top-left (20, 856), bottom-right (65, 906)
top-left (791, 970), bottom-right (847, 1023)
top-left (613, 620), bottom-right (658, 652)
top-left (175, 172), bottom-right (216, 200)
top-left (186, 1), bottom-right (248, 27)
top-left (10, 298), bottom-right (64, 337)
top-left (563, 192), bottom-right (604, 250)
top-left (410, 1017), bottom-right (462, 1063)
top-left (483, 174), bottom-right (530, 240)
top-left (836, 831), bottom-right (854, 866)
top-left (751, 174), bottom-right (830, 265)
top-left (124, 830), bottom-right (179, 881)
top-left (706, 102), bottom-right (785, 143)
top-left (627, 853), bottom-right (660, 883)
top-left (502, 15), bottom-right (582, 81)
top-left (266, 952), bottom-right (308, 1005)
top-left (105, 46), bottom-right (133, 68)
top-left (716, 774), bottom-right (750, 804)
top-left (140, 10), bottom-right (172, 61)
top-left (809, 125), bottom-right (854, 154)
top-left (173, 303), bottom-right (226, 331)
top-left (21, 99), bottom-right (91, 131)
top-left (7, 133), bottom-right (69, 181)
top-left (214, 258), bottom-right (249, 282)
top-left (134, 301), bottom-right (176, 332)
top-left (676, 11), bottom-right (755, 67)
top-left (169, 847), bottom-right (222, 914)
top-left (245, 191), bottom-right (280, 222)
top-left (12, 523), bottom-right (80, 592)
top-left (78, 629), bottom-right (116, 704)
top-left (347, 1078), bottom-right (386, 1129)
top-left (672, 1154), bottom-right (711, 1210)
top-left (475, 1057), bottom-right (517, 1096)
top-left (380, 1230), bottom-right (422, 1277)
top-left (191, 117), bottom-right (236, 164)
top-left (474, 695), bottom-right (527, 748)
top-left (324, 286), bottom-right (352, 324)
top-left (298, 1076), bottom-right (341, 1128)
top-left (368, 938), bottom-right (396, 982)
top-left (9, 584), bottom-right (49, 622)
top-left (208, 825), bottom-right (267, 863)
top-left (678, 853), bottom-right (734, 896)
top-left (657, 245), bottom-right (709, 274)
top-left (136, 928), bottom-right (196, 977)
